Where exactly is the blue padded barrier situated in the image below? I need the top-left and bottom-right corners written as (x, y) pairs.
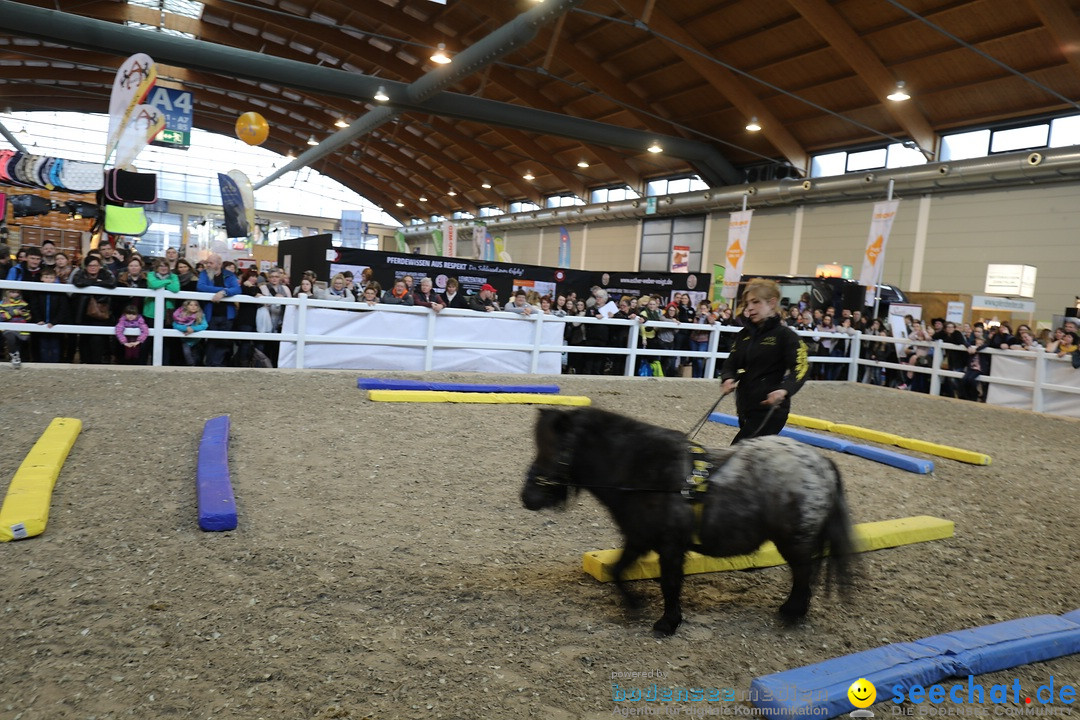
top-left (708, 412), bottom-right (739, 427)
top-left (845, 444), bottom-right (934, 474)
top-left (750, 610), bottom-right (1080, 720)
top-left (709, 413), bottom-right (932, 473)
top-left (778, 426), bottom-right (852, 452)
top-left (197, 415), bottom-right (237, 532)
top-left (358, 378), bottom-right (560, 394)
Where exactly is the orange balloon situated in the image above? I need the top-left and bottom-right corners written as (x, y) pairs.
top-left (235, 111), bottom-right (269, 146)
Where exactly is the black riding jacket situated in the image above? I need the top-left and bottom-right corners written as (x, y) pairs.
top-left (720, 315), bottom-right (809, 414)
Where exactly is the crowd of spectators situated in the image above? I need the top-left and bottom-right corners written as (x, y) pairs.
top-left (3, 243), bottom-right (1079, 386)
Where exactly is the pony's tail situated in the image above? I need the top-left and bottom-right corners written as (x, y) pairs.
top-left (822, 458), bottom-right (856, 599)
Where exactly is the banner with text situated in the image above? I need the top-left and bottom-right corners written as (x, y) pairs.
top-left (722, 210), bottom-right (753, 299)
top-left (441, 220), bottom-right (456, 257)
top-left (558, 226), bottom-right (571, 268)
top-left (859, 199), bottom-right (900, 306)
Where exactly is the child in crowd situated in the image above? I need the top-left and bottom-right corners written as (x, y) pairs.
top-left (172, 299), bottom-right (208, 366)
top-left (29, 266), bottom-right (69, 363)
top-left (114, 304), bottom-right (149, 364)
top-left (1, 288), bottom-right (31, 368)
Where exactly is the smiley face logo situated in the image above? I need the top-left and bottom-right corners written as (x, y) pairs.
top-left (848, 678), bottom-right (876, 709)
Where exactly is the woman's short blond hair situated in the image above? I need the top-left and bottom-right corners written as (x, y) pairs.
top-left (742, 277), bottom-right (781, 304)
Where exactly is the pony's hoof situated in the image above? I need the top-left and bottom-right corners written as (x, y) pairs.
top-left (778, 600), bottom-right (809, 623)
top-left (651, 615), bottom-right (682, 637)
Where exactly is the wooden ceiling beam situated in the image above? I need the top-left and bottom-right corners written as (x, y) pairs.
top-left (620, 0), bottom-right (810, 173)
top-left (786, 0), bottom-right (937, 159)
top-left (1027, 0), bottom-right (1080, 82)
top-left (421, 117), bottom-right (545, 206)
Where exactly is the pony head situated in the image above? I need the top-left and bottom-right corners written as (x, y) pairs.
top-left (521, 408), bottom-right (577, 510)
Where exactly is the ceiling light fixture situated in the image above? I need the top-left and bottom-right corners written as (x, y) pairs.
top-left (334, 117), bottom-right (349, 128)
top-left (481, 181), bottom-right (492, 189)
top-left (418, 195), bottom-right (428, 202)
top-left (887, 81), bottom-right (910, 102)
top-left (395, 200), bottom-right (405, 207)
top-left (523, 170), bottom-right (535, 180)
top-left (285, 150), bottom-right (295, 159)
top-left (430, 43), bottom-right (452, 64)
top-left (647, 142), bottom-right (663, 154)
top-left (447, 189), bottom-right (457, 196)
top-left (577, 160), bottom-right (590, 168)
top-left (373, 86), bottom-right (389, 102)
top-left (745, 116), bottom-right (761, 132)
top-left (306, 134), bottom-right (318, 146)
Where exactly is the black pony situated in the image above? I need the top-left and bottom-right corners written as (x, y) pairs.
top-left (521, 407), bottom-right (855, 636)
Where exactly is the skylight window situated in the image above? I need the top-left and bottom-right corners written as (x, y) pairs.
top-left (127, 0), bottom-right (204, 19)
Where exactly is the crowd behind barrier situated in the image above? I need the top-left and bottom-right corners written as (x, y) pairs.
top-left (2, 276), bottom-right (1079, 418)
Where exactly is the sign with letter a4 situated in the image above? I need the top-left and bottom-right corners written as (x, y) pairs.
top-left (148, 87), bottom-right (193, 149)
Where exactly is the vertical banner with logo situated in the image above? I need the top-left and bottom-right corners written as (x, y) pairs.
top-left (341, 210), bottom-right (364, 247)
top-left (394, 229), bottom-right (409, 253)
top-left (217, 172), bottom-right (249, 240)
top-left (441, 220), bottom-right (456, 257)
top-left (484, 231), bottom-right (496, 261)
top-left (557, 226), bottom-right (572, 268)
top-left (722, 210), bottom-right (753, 299)
top-left (493, 234), bottom-right (512, 262)
top-left (105, 53), bottom-right (157, 164)
top-left (859, 199), bottom-right (901, 306)
top-left (114, 105), bottom-right (165, 169)
top-left (670, 245), bottom-right (690, 273)
top-left (431, 227), bottom-right (444, 256)
top-left (712, 264), bottom-right (725, 303)
top-left (228, 169), bottom-right (255, 249)
top-left (472, 224), bottom-right (486, 259)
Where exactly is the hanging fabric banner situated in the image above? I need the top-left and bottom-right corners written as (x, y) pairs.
top-left (721, 210), bottom-right (753, 299)
top-left (441, 220), bottom-right (456, 257)
top-left (859, 199), bottom-right (901, 306)
top-left (670, 244), bottom-right (690, 273)
top-left (472, 224), bottom-right (486, 259)
top-left (557, 226), bottom-right (571, 268)
top-left (218, 172), bottom-right (249, 239)
top-left (228, 169), bottom-right (256, 247)
top-left (394, 229), bottom-right (409, 253)
top-left (484, 231), bottom-right (496, 261)
top-left (493, 234), bottom-right (511, 263)
top-left (113, 104), bottom-right (165, 169)
top-left (431, 227), bottom-right (444, 256)
top-left (105, 53), bottom-right (157, 165)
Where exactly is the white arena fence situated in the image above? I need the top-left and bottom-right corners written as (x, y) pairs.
top-left (1, 279), bottom-right (1077, 416)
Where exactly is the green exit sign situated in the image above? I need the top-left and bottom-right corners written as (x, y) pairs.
top-left (152, 128), bottom-right (190, 149)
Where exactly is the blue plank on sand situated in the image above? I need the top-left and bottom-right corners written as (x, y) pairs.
top-left (749, 611), bottom-right (1080, 720)
top-left (197, 415), bottom-right (237, 532)
top-left (357, 378), bottom-right (561, 394)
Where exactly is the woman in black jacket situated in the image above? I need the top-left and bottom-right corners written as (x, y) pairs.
top-left (719, 278), bottom-right (809, 443)
top-left (70, 256), bottom-right (118, 364)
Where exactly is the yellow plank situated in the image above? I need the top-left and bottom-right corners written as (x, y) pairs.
top-left (896, 438), bottom-right (991, 466)
top-left (784, 413), bottom-right (991, 466)
top-left (582, 515), bottom-right (955, 582)
top-left (368, 389), bottom-right (591, 406)
top-left (0, 418), bottom-right (82, 542)
top-left (787, 414), bottom-right (834, 431)
top-left (829, 424), bottom-right (903, 446)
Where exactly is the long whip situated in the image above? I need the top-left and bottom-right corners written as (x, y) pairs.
top-left (687, 391), bottom-right (729, 440)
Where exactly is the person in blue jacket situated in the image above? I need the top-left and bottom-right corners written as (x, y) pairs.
top-left (196, 253), bottom-right (241, 367)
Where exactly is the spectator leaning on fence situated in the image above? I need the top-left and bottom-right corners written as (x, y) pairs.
top-left (468, 284), bottom-right (500, 312)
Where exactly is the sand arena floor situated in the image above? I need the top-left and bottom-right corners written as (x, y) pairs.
top-left (1, 368), bottom-right (1078, 720)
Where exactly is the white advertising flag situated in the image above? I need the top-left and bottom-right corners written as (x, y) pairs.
top-left (859, 200), bottom-right (900, 306)
top-left (441, 220), bottom-right (456, 257)
top-left (722, 210), bottom-right (753, 299)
